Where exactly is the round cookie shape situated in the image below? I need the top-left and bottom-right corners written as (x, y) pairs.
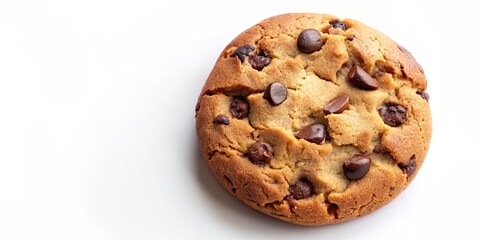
top-left (195, 13), bottom-right (431, 226)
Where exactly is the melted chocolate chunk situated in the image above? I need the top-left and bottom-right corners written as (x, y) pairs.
top-left (327, 203), bottom-right (339, 219)
top-left (230, 97), bottom-right (250, 119)
top-left (416, 90), bottom-right (430, 102)
top-left (249, 52), bottom-right (271, 70)
top-left (230, 45), bottom-right (254, 62)
top-left (288, 179), bottom-right (313, 200)
top-left (330, 19), bottom-right (349, 31)
top-left (246, 141), bottom-right (274, 166)
top-left (399, 156), bottom-right (417, 177)
top-left (212, 114), bottom-right (229, 125)
top-left (379, 103), bottom-right (407, 127)
top-left (373, 143), bottom-right (388, 154)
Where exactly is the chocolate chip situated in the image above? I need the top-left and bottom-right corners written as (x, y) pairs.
top-left (348, 65), bottom-right (379, 90)
top-left (230, 97), bottom-right (250, 119)
top-left (346, 35), bottom-right (355, 41)
top-left (323, 94), bottom-right (350, 115)
top-left (264, 82), bottom-right (287, 106)
top-left (325, 131), bottom-right (332, 143)
top-left (249, 52), bottom-right (271, 71)
top-left (327, 203), bottom-right (339, 219)
top-left (379, 103), bottom-right (407, 127)
top-left (297, 29), bottom-right (324, 54)
top-left (399, 156), bottom-right (417, 177)
top-left (285, 195), bottom-right (295, 207)
top-left (230, 45), bottom-right (254, 62)
top-left (330, 19), bottom-right (349, 31)
top-left (213, 114), bottom-right (229, 125)
top-left (295, 123), bottom-right (327, 144)
top-left (343, 155), bottom-right (371, 180)
top-left (373, 143), bottom-right (388, 154)
top-left (246, 141), bottom-right (274, 166)
top-left (288, 179), bottom-right (313, 200)
top-left (416, 90), bottom-right (430, 102)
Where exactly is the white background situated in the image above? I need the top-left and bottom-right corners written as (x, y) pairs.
top-left (0, 0), bottom-right (478, 239)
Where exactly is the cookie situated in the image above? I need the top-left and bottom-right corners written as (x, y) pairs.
top-left (195, 13), bottom-right (431, 226)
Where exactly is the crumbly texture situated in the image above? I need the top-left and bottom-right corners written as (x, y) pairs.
top-left (195, 13), bottom-right (431, 226)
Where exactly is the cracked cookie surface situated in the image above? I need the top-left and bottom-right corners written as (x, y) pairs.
top-left (195, 13), bottom-right (431, 226)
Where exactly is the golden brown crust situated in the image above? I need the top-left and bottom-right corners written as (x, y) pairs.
top-left (195, 13), bottom-right (431, 226)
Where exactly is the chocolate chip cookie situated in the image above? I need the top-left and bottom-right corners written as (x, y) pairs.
top-left (195, 13), bottom-right (431, 226)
